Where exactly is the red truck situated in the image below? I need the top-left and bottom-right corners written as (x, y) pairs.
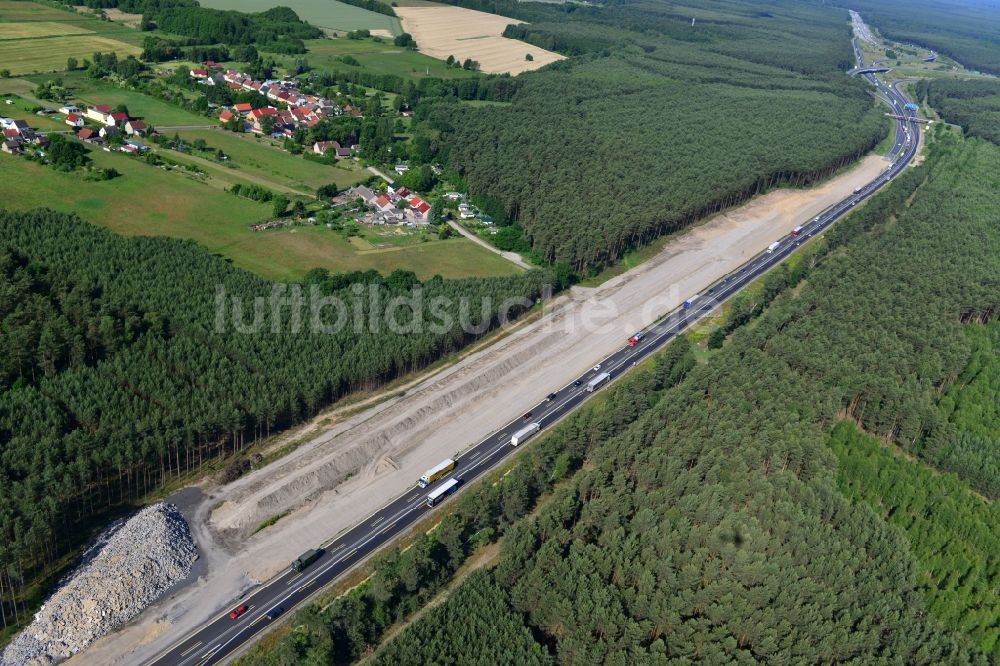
top-left (627, 332), bottom-right (645, 347)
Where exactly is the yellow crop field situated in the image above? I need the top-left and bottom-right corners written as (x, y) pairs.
top-left (0, 35), bottom-right (141, 74)
top-left (394, 5), bottom-right (564, 75)
top-left (0, 21), bottom-right (92, 39)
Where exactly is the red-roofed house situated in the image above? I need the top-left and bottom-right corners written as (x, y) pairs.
top-left (77, 128), bottom-right (97, 142)
top-left (374, 195), bottom-right (394, 212)
top-left (64, 113), bottom-right (84, 128)
top-left (190, 68), bottom-right (208, 78)
top-left (125, 120), bottom-right (147, 136)
top-left (233, 103), bottom-right (253, 114)
top-left (407, 196), bottom-right (431, 221)
top-left (3, 128), bottom-right (20, 139)
top-left (219, 109), bottom-right (235, 123)
top-left (85, 104), bottom-right (111, 123)
top-left (107, 112), bottom-right (128, 126)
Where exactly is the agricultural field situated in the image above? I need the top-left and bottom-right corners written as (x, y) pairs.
top-left (198, 0), bottom-right (400, 36)
top-left (286, 36), bottom-right (479, 81)
top-left (171, 129), bottom-right (368, 193)
top-left (0, 1), bottom-right (143, 75)
top-left (0, 149), bottom-right (517, 280)
top-left (229, 225), bottom-right (522, 281)
top-left (393, 4), bottom-right (563, 75)
top-left (0, 20), bottom-right (90, 39)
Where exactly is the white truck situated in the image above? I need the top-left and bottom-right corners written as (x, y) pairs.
top-left (425, 478), bottom-right (460, 507)
top-left (767, 241), bottom-right (780, 254)
top-left (586, 372), bottom-right (611, 392)
top-left (510, 422), bottom-right (541, 446)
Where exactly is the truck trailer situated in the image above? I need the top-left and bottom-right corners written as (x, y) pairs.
top-left (586, 372), bottom-right (611, 392)
top-left (418, 458), bottom-right (456, 488)
top-left (425, 478), bottom-right (460, 507)
top-left (767, 241), bottom-right (780, 254)
top-left (292, 548), bottom-right (322, 572)
top-left (511, 422), bottom-right (541, 446)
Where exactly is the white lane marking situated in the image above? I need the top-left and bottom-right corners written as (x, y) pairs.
top-left (180, 641), bottom-right (203, 657)
top-left (406, 493), bottom-right (421, 503)
top-left (370, 516), bottom-right (385, 527)
top-left (285, 572), bottom-right (303, 586)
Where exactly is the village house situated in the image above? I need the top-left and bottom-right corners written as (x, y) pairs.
top-left (312, 140), bottom-right (353, 159)
top-left (124, 120), bottom-right (147, 136)
top-left (77, 127), bottom-right (98, 143)
top-left (58, 104), bottom-right (80, 115)
top-left (106, 111), bottom-right (128, 127)
top-left (64, 113), bottom-right (84, 128)
top-left (313, 140), bottom-right (338, 156)
top-left (85, 104), bottom-right (111, 124)
top-left (233, 103), bottom-right (253, 114)
top-left (99, 126), bottom-right (120, 140)
top-left (248, 106), bottom-right (279, 133)
top-left (351, 185), bottom-right (376, 204)
top-left (407, 196), bottom-right (432, 223)
top-left (1, 139), bottom-right (21, 155)
top-left (190, 68), bottom-right (208, 78)
top-left (218, 109), bottom-right (235, 124)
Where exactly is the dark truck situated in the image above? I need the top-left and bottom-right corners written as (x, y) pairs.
top-left (292, 548), bottom-right (322, 572)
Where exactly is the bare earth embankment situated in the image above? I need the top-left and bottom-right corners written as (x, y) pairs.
top-left (394, 5), bottom-right (564, 74)
top-left (73, 155), bottom-right (887, 666)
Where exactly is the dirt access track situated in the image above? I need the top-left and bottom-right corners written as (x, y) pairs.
top-left (394, 4), bottom-right (564, 75)
top-left (75, 154), bottom-right (888, 666)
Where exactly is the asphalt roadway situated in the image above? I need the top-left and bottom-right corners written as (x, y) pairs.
top-left (148, 54), bottom-right (921, 666)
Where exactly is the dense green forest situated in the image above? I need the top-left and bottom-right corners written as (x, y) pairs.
top-left (241, 127), bottom-right (1000, 663)
top-left (844, 0), bottom-right (1000, 75)
top-left (918, 78), bottom-right (1000, 145)
top-left (831, 423), bottom-right (1000, 659)
top-left (0, 210), bottom-right (549, 630)
top-left (59, 0), bottom-right (321, 52)
top-left (409, 0), bottom-right (886, 270)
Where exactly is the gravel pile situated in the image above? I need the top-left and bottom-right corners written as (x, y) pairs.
top-left (1, 503), bottom-right (198, 666)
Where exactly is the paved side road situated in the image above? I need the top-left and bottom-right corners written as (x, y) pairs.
top-left (446, 219), bottom-right (532, 269)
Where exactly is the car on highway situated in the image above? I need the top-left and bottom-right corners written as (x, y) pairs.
top-left (573, 379), bottom-right (582, 387)
top-left (592, 364), bottom-right (601, 372)
top-left (546, 392), bottom-right (557, 402)
top-left (266, 606), bottom-right (285, 620)
top-left (229, 605), bottom-right (248, 620)
top-left (522, 412), bottom-right (532, 421)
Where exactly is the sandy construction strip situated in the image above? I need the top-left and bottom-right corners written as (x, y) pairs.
top-left (395, 5), bottom-right (564, 75)
top-left (73, 154), bottom-right (889, 666)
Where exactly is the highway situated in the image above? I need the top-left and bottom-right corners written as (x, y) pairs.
top-left (149, 44), bottom-right (921, 666)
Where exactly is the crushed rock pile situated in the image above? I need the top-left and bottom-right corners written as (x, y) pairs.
top-left (1, 502), bottom-right (197, 666)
